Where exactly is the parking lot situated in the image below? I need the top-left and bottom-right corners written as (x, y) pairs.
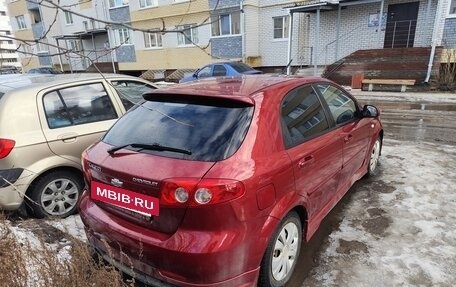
top-left (4, 90), bottom-right (456, 287)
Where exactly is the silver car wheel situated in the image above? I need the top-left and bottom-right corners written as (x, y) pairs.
top-left (369, 139), bottom-right (381, 173)
top-left (271, 221), bottom-right (300, 281)
top-left (40, 178), bottom-right (79, 216)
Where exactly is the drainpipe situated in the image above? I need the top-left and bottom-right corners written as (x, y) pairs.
top-left (377, 0), bottom-right (385, 48)
top-left (314, 7), bottom-right (320, 76)
top-left (240, 0), bottom-right (246, 63)
top-left (287, 11), bottom-right (294, 75)
top-left (425, 0), bottom-right (444, 83)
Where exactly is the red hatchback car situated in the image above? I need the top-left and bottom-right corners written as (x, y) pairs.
top-left (79, 75), bottom-right (383, 287)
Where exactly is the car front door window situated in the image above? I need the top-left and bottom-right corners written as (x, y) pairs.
top-left (197, 66), bottom-right (212, 78)
top-left (315, 83), bottom-right (357, 125)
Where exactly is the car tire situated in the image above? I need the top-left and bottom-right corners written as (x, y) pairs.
top-left (28, 170), bottom-right (83, 218)
top-left (259, 211), bottom-right (302, 287)
top-left (367, 136), bottom-right (381, 177)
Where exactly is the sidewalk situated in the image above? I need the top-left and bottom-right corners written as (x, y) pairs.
top-left (348, 88), bottom-right (456, 103)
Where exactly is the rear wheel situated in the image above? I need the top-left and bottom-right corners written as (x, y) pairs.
top-left (28, 170), bottom-right (83, 218)
top-left (367, 137), bottom-right (381, 177)
top-left (259, 211), bottom-right (302, 287)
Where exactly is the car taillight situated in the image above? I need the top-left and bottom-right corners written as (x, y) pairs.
top-left (0, 139), bottom-right (15, 159)
top-left (160, 178), bottom-right (245, 207)
top-left (81, 150), bottom-right (92, 184)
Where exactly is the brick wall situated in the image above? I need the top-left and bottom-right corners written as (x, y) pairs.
top-left (308, 0), bottom-right (441, 65)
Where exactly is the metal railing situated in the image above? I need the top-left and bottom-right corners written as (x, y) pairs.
top-left (384, 19), bottom-right (417, 48)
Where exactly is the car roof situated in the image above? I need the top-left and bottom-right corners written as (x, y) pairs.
top-left (0, 73), bottom-right (143, 94)
top-left (146, 74), bottom-right (330, 101)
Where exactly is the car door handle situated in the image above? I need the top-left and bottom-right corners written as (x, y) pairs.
top-left (58, 133), bottom-right (78, 143)
top-left (298, 155), bottom-right (315, 168)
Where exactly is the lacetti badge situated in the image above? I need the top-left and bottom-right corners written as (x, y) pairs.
top-left (91, 181), bottom-right (159, 216)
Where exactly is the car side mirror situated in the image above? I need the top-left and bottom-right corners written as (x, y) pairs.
top-left (362, 105), bottom-right (380, 118)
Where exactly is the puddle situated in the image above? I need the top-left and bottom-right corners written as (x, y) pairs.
top-left (363, 101), bottom-right (456, 112)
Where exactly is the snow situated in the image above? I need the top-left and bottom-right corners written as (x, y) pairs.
top-left (302, 139), bottom-right (456, 287)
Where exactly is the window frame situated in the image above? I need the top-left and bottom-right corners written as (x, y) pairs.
top-left (448, 0), bottom-right (456, 18)
top-left (113, 28), bottom-right (133, 45)
top-left (211, 12), bottom-right (241, 37)
top-left (16, 15), bottom-right (27, 30)
top-left (144, 31), bottom-right (162, 49)
top-left (176, 24), bottom-right (198, 46)
top-left (139, 0), bottom-right (158, 9)
top-left (108, 0), bottom-right (129, 9)
top-left (64, 11), bottom-right (74, 25)
top-left (273, 15), bottom-right (289, 40)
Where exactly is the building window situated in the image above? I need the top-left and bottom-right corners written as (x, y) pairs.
top-left (144, 31), bottom-right (162, 48)
top-left (68, 40), bottom-right (80, 52)
top-left (139, 0), bottom-right (157, 8)
top-left (109, 0), bottom-right (128, 8)
top-left (273, 16), bottom-right (289, 39)
top-left (65, 11), bottom-right (74, 25)
top-left (449, 0), bottom-right (456, 16)
top-left (211, 12), bottom-right (240, 36)
top-left (177, 24), bottom-right (198, 46)
top-left (16, 15), bottom-right (27, 30)
top-left (112, 28), bottom-right (132, 45)
top-left (0, 11), bottom-right (6, 16)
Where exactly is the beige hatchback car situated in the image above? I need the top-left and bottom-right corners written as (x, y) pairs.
top-left (0, 73), bottom-right (156, 217)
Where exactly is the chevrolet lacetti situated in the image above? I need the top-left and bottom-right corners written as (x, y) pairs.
top-left (79, 75), bottom-right (383, 287)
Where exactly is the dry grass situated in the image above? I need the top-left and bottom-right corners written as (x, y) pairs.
top-left (0, 213), bottom-right (133, 287)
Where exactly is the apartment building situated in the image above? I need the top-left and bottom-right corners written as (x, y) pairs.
top-left (6, 0), bottom-right (454, 82)
top-left (0, 0), bottom-right (20, 72)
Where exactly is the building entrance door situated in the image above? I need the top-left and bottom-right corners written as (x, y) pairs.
top-left (383, 2), bottom-right (419, 48)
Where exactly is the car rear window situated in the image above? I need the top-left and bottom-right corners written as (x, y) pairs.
top-left (0, 92), bottom-right (4, 101)
top-left (103, 96), bottom-right (254, 161)
top-left (230, 62), bottom-right (255, 73)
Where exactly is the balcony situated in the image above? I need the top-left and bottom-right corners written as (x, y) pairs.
top-left (26, 0), bottom-right (40, 10)
top-left (32, 22), bottom-right (44, 39)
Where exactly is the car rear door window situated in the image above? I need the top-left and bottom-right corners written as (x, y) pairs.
top-left (111, 80), bottom-right (156, 110)
top-left (213, 65), bottom-right (227, 76)
top-left (43, 83), bottom-right (117, 129)
top-left (281, 85), bottom-right (330, 148)
top-left (103, 96), bottom-right (254, 161)
top-left (316, 83), bottom-right (358, 125)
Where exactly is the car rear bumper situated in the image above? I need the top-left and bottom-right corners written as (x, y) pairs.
top-left (0, 168), bottom-right (27, 210)
top-left (79, 192), bottom-right (261, 287)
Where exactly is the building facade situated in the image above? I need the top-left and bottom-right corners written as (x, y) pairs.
top-left (0, 0), bottom-right (20, 71)
top-left (6, 0), bottom-right (455, 79)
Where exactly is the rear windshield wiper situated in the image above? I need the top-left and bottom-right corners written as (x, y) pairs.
top-left (107, 143), bottom-right (192, 155)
